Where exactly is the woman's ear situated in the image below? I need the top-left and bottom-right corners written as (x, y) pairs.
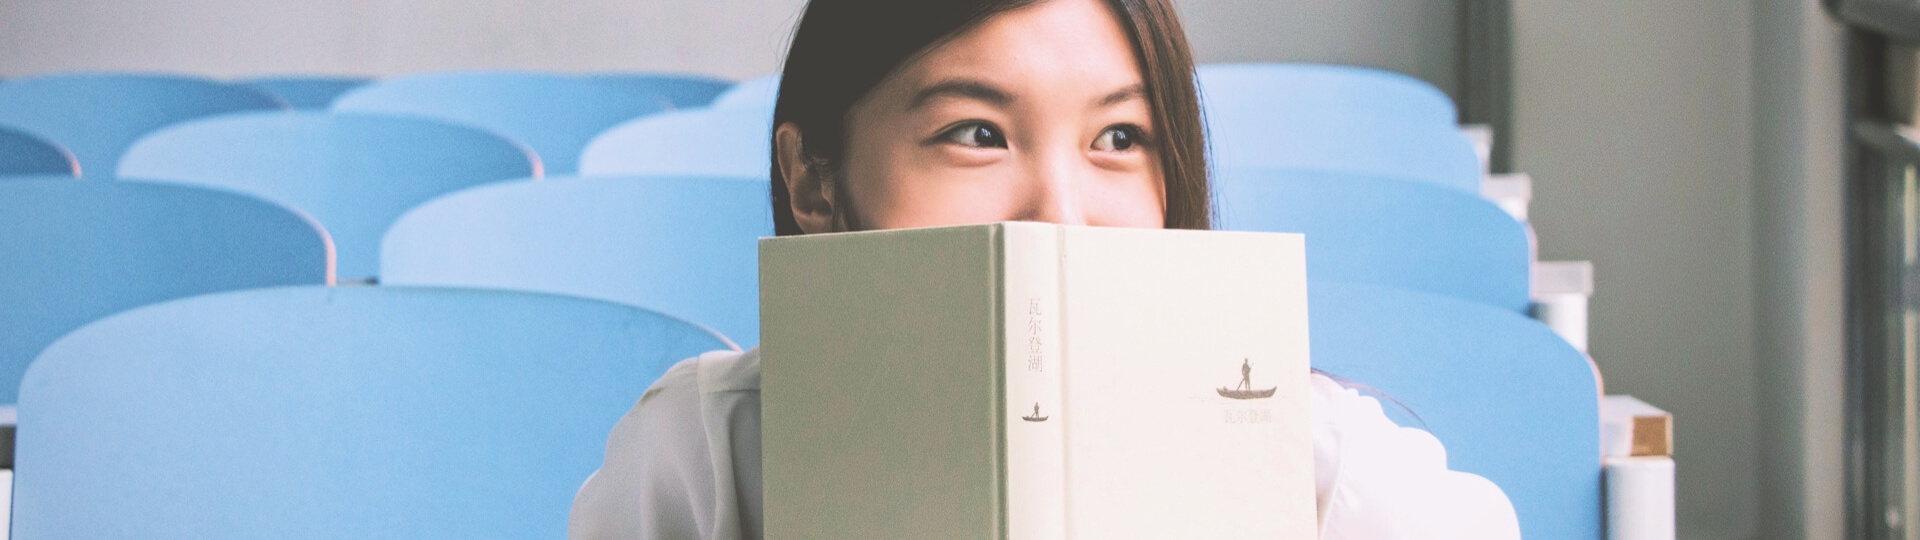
top-left (775, 123), bottom-right (837, 234)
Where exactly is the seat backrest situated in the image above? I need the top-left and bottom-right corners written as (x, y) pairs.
top-left (117, 111), bottom-right (538, 282)
top-left (236, 76), bottom-right (373, 109)
top-left (0, 177), bottom-right (332, 404)
top-left (578, 107), bottom-right (773, 179)
top-left (0, 74), bottom-right (287, 178)
top-left (14, 286), bottom-right (733, 539)
top-left (1216, 168), bottom-right (1531, 312)
top-left (1308, 281), bottom-right (1601, 540)
top-left (383, 175), bottom-right (771, 346)
top-left (0, 126), bottom-right (77, 177)
top-left (1197, 63), bottom-right (1458, 127)
top-left (1197, 64), bottom-right (1479, 192)
top-left (708, 73), bottom-right (779, 113)
top-left (585, 72), bottom-right (734, 109)
top-left (331, 71), bottom-right (671, 174)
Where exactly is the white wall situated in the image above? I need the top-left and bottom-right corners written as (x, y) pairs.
top-left (0, 0), bottom-right (1461, 97)
top-left (0, 0), bottom-right (811, 80)
top-left (1511, 2), bottom-right (1758, 539)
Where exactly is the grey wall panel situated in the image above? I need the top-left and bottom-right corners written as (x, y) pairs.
top-left (1511, 1), bottom-right (1758, 539)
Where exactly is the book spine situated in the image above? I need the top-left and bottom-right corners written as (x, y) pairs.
top-left (1001, 224), bottom-right (1066, 539)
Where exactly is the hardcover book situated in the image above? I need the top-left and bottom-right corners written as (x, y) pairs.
top-left (761, 222), bottom-right (1314, 539)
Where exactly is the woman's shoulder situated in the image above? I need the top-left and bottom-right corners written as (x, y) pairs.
top-left (601, 348), bottom-right (758, 450)
top-left (1307, 372), bottom-right (1521, 540)
top-left (697, 347), bottom-right (760, 393)
top-left (648, 347), bottom-right (761, 398)
top-left (569, 347), bottom-right (762, 540)
top-left (586, 347), bottom-right (755, 467)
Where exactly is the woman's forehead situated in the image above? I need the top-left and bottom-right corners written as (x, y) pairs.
top-left (885, 0), bottom-right (1145, 107)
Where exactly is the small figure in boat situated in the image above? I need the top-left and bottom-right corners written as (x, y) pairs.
top-left (1218, 358), bottom-right (1277, 400)
top-left (1022, 402), bottom-right (1048, 422)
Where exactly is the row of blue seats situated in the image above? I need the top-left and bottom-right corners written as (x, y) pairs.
top-left (0, 170), bottom-right (1580, 538)
top-left (0, 71), bottom-right (743, 178)
top-left (243, 72), bottom-right (735, 111)
top-left (7, 281), bottom-right (1590, 538)
top-left (0, 64), bottom-right (1529, 391)
top-left (528, 66), bottom-right (1483, 190)
top-left (0, 66), bottom-right (1594, 538)
top-left (2, 169), bottom-right (1525, 361)
top-left (0, 65), bottom-right (1524, 388)
top-left (0, 65), bottom-right (1478, 187)
top-left (0, 66), bottom-right (1507, 287)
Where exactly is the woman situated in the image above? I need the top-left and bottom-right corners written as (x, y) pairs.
top-left (571, 0), bottom-right (1522, 538)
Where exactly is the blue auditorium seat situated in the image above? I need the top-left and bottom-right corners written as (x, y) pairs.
top-left (578, 107), bottom-right (772, 179)
top-left (585, 72), bottom-right (734, 109)
top-left (1196, 63), bottom-right (1480, 192)
top-left (117, 112), bottom-right (538, 282)
top-left (236, 76), bottom-right (372, 109)
top-left (331, 71), bottom-right (672, 174)
top-left (0, 126), bottom-right (77, 177)
top-left (1309, 281), bottom-right (1600, 540)
top-left (1197, 63), bottom-right (1459, 127)
top-left (0, 74), bottom-right (287, 178)
top-left (14, 286), bottom-right (733, 539)
top-left (383, 175), bottom-right (770, 346)
top-left (1216, 168), bottom-right (1530, 312)
top-left (708, 74), bottom-right (779, 113)
top-left (0, 177), bottom-right (331, 405)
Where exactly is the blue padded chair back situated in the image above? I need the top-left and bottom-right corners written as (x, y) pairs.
top-left (708, 74), bottom-right (779, 114)
top-left (383, 175), bottom-right (770, 346)
top-left (1197, 63), bottom-right (1458, 127)
top-left (0, 74), bottom-right (287, 178)
top-left (0, 126), bottom-right (77, 177)
top-left (0, 177), bottom-right (331, 405)
top-left (578, 107), bottom-right (773, 179)
top-left (332, 71), bottom-right (671, 174)
top-left (1216, 168), bottom-right (1530, 312)
top-left (585, 73), bottom-right (733, 109)
top-left (15, 286), bottom-right (733, 540)
top-left (236, 76), bottom-right (372, 109)
top-left (117, 111), bottom-right (538, 282)
top-left (1197, 65), bottom-right (1479, 192)
top-left (1309, 281), bottom-right (1600, 540)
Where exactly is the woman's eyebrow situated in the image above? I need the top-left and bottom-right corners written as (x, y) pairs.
top-left (907, 78), bottom-right (1013, 110)
top-left (1095, 83), bottom-right (1146, 107)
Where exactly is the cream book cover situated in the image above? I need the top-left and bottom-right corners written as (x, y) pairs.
top-left (761, 222), bottom-right (1313, 539)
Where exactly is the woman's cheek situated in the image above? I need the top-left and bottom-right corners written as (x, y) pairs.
top-left (852, 159), bottom-right (978, 229)
top-left (934, 173), bottom-right (1029, 227)
top-left (1095, 163), bottom-right (1167, 228)
top-left (1100, 182), bottom-right (1167, 228)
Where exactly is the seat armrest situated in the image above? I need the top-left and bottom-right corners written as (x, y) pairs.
top-left (1605, 456), bottom-right (1674, 540)
top-left (1482, 172), bottom-right (1532, 222)
top-left (1532, 260), bottom-right (1594, 354)
top-left (1602, 395), bottom-right (1671, 457)
top-left (1601, 396), bottom-right (1673, 540)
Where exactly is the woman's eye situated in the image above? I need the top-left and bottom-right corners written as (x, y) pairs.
top-left (1092, 126), bottom-right (1142, 152)
top-left (940, 122), bottom-right (1008, 148)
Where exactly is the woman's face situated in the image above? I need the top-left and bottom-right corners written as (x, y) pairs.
top-left (778, 0), bottom-right (1166, 232)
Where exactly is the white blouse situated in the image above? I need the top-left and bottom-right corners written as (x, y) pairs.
top-left (569, 348), bottom-right (1520, 539)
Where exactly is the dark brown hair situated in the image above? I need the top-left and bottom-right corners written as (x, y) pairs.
top-left (768, 0), bottom-right (1211, 235)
